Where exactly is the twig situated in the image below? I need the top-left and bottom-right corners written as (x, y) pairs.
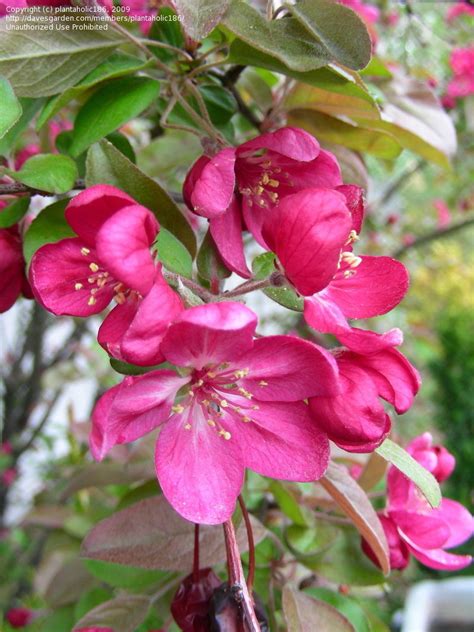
top-left (17, 390), bottom-right (61, 455)
top-left (0, 180), bottom-right (85, 196)
top-left (372, 159), bottom-right (424, 209)
top-left (224, 277), bottom-right (273, 298)
top-left (393, 216), bottom-right (474, 258)
top-left (163, 271), bottom-right (216, 302)
top-left (238, 495), bottom-right (255, 593)
top-left (223, 520), bottom-right (261, 632)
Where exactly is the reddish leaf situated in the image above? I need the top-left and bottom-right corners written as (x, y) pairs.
top-left (282, 586), bottom-right (355, 631)
top-left (320, 462), bottom-right (389, 574)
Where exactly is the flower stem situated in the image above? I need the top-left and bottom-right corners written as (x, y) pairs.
top-left (193, 523), bottom-right (200, 583)
top-left (238, 495), bottom-right (255, 594)
top-left (225, 277), bottom-right (273, 298)
top-left (223, 519), bottom-right (261, 632)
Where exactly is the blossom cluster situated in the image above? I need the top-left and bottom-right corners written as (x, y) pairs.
top-left (362, 433), bottom-right (473, 571)
top-left (18, 126), bottom-right (426, 528)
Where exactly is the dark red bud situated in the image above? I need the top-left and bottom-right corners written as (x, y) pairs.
top-left (6, 607), bottom-right (34, 628)
top-left (171, 567), bottom-right (221, 632)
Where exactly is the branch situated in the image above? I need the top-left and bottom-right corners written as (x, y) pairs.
top-left (0, 180), bottom-right (85, 196)
top-left (393, 216), bottom-right (474, 257)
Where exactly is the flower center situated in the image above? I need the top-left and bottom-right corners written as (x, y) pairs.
top-left (74, 246), bottom-right (140, 306)
top-left (172, 364), bottom-right (269, 441)
top-left (237, 153), bottom-right (293, 209)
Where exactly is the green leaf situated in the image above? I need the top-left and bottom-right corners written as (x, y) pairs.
top-left (252, 252), bottom-right (304, 311)
top-left (74, 587), bottom-right (112, 622)
top-left (0, 75), bottom-right (22, 139)
top-left (305, 588), bottom-right (370, 632)
top-left (0, 9), bottom-right (126, 97)
top-left (200, 84), bottom-right (237, 125)
top-left (269, 481), bottom-right (314, 527)
top-left (109, 358), bottom-right (169, 376)
top-left (39, 605), bottom-right (75, 632)
top-left (286, 0), bottom-right (371, 70)
top-left (197, 229), bottom-right (231, 282)
top-left (285, 524), bottom-right (339, 560)
top-left (69, 76), bottom-right (159, 157)
top-left (106, 131), bottom-right (136, 163)
top-left (85, 560), bottom-right (170, 591)
top-left (155, 227), bottom-right (193, 278)
top-left (72, 594), bottom-right (151, 632)
top-left (3, 154), bottom-right (78, 194)
top-left (288, 109), bottom-right (402, 159)
top-left (36, 52), bottom-right (150, 129)
top-left (284, 81), bottom-right (380, 120)
top-left (0, 196), bottom-right (30, 228)
top-left (148, 7), bottom-right (184, 62)
top-left (23, 198), bottom-right (72, 266)
top-left (376, 438), bottom-right (441, 507)
top-left (174, 0), bottom-right (232, 40)
top-left (283, 586), bottom-right (356, 632)
top-left (86, 139), bottom-right (196, 255)
top-left (223, 1), bottom-right (333, 72)
top-left (0, 97), bottom-right (44, 156)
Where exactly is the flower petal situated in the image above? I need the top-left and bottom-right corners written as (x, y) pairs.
top-left (209, 197), bottom-right (251, 278)
top-left (346, 347), bottom-right (421, 414)
top-left (96, 205), bottom-right (159, 296)
top-left (336, 184), bottom-right (365, 233)
top-left (309, 362), bottom-right (391, 452)
top-left (304, 294), bottom-right (351, 334)
top-left (188, 148), bottom-right (237, 217)
top-left (237, 335), bottom-right (339, 401)
top-left (326, 255), bottom-right (409, 319)
top-left (436, 499), bottom-right (474, 549)
top-left (65, 185), bottom-right (136, 246)
top-left (160, 302), bottom-right (257, 369)
top-left (362, 514), bottom-right (410, 570)
top-left (238, 126), bottom-right (320, 162)
top-left (29, 238), bottom-right (113, 316)
top-left (156, 405), bottom-right (244, 524)
top-left (391, 510), bottom-right (451, 549)
top-left (0, 228), bottom-right (23, 312)
top-left (231, 400), bottom-right (329, 481)
top-left (90, 371), bottom-right (188, 460)
top-left (405, 539), bottom-right (472, 571)
top-left (263, 188), bottom-right (351, 296)
top-left (336, 327), bottom-right (404, 354)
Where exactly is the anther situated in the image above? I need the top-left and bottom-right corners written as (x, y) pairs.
top-left (184, 423), bottom-right (192, 430)
top-left (259, 380), bottom-right (268, 387)
top-left (89, 262), bottom-right (99, 273)
top-left (74, 283), bottom-right (83, 290)
top-left (88, 296), bottom-right (96, 306)
top-left (172, 404), bottom-right (184, 413)
top-left (80, 247), bottom-right (90, 256)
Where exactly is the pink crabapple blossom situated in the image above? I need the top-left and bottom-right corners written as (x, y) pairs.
top-left (5, 607), bottom-right (34, 628)
top-left (29, 185), bottom-right (183, 366)
top-left (308, 328), bottom-right (421, 452)
top-left (446, 47), bottom-right (474, 100)
top-left (0, 207), bottom-right (33, 313)
top-left (446, 1), bottom-right (474, 21)
top-left (261, 185), bottom-right (409, 344)
top-left (363, 434), bottom-right (473, 571)
top-left (183, 126), bottom-right (342, 277)
top-left (90, 302), bottom-right (339, 524)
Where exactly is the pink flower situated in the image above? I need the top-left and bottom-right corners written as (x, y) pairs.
top-left (0, 441), bottom-right (12, 454)
top-left (183, 127), bottom-right (342, 277)
top-left (6, 607), bottom-right (33, 628)
top-left (447, 47), bottom-right (474, 99)
top-left (405, 432), bottom-right (456, 483)
top-left (433, 199), bottom-right (451, 229)
top-left (308, 329), bottom-right (420, 452)
top-left (29, 185), bottom-right (183, 366)
top-left (90, 302), bottom-right (338, 524)
top-left (363, 435), bottom-right (473, 571)
top-left (1, 467), bottom-right (17, 486)
top-left (338, 0), bottom-right (379, 25)
top-left (14, 119), bottom-right (72, 170)
top-left (262, 186), bottom-right (409, 340)
top-left (0, 216), bottom-right (33, 313)
top-left (447, 1), bottom-right (474, 21)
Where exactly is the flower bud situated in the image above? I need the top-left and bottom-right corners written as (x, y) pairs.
top-left (171, 567), bottom-right (221, 631)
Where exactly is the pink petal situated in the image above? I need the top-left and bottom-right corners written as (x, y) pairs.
top-left (65, 185), bottom-right (136, 246)
top-left (325, 255), bottom-right (409, 319)
top-left (155, 405), bottom-right (244, 524)
top-left (263, 188), bottom-right (351, 296)
top-left (238, 127), bottom-right (320, 162)
top-left (160, 302), bottom-right (257, 369)
top-left (188, 148), bottom-right (237, 217)
top-left (336, 327), bottom-right (404, 354)
top-left (336, 184), bottom-right (365, 233)
top-left (183, 155), bottom-right (209, 209)
top-left (233, 400), bottom-right (329, 480)
top-left (90, 371), bottom-right (188, 460)
top-left (406, 539), bottom-right (472, 571)
top-left (237, 335), bottom-right (339, 401)
top-left (391, 510), bottom-right (451, 549)
top-left (0, 228), bottom-right (23, 312)
top-left (437, 499), bottom-right (474, 549)
top-left (96, 205), bottom-right (159, 296)
top-left (309, 362), bottom-right (390, 452)
top-left (209, 197), bottom-right (251, 278)
top-left (241, 196), bottom-right (268, 248)
top-left (362, 514), bottom-right (410, 570)
top-left (348, 347), bottom-right (421, 413)
top-left (304, 294), bottom-right (351, 334)
top-left (98, 301), bottom-right (140, 362)
top-left (119, 275), bottom-right (184, 366)
top-left (29, 238), bottom-right (113, 316)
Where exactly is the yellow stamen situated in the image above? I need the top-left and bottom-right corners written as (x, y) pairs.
top-left (172, 404), bottom-right (184, 413)
top-left (80, 247), bottom-right (90, 256)
top-left (89, 262), bottom-right (99, 273)
top-left (74, 283), bottom-right (83, 290)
